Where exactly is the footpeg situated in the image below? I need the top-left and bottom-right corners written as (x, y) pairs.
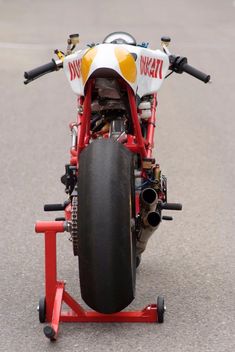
top-left (44, 200), bottom-right (70, 212)
top-left (162, 216), bottom-right (173, 221)
top-left (160, 202), bottom-right (182, 211)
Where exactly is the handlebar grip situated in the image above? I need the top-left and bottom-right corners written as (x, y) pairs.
top-left (24, 59), bottom-right (57, 80)
top-left (181, 63), bottom-right (210, 83)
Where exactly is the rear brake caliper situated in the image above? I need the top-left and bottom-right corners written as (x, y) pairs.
top-left (61, 164), bottom-right (77, 195)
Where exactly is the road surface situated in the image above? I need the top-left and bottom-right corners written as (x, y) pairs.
top-left (0, 0), bottom-right (234, 351)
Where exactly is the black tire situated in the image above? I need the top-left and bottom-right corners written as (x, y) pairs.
top-left (136, 255), bottom-right (141, 268)
top-left (157, 296), bottom-right (165, 323)
top-left (78, 139), bottom-right (136, 314)
top-left (39, 297), bottom-right (46, 323)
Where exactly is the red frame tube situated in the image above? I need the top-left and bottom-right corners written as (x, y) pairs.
top-left (71, 80), bottom-right (157, 166)
top-left (146, 94), bottom-right (157, 158)
top-left (126, 86), bottom-right (147, 158)
top-left (77, 81), bottom-right (92, 156)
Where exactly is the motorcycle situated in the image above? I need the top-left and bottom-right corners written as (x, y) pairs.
top-left (24, 32), bottom-right (210, 318)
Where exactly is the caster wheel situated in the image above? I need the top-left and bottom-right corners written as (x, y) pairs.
top-left (38, 297), bottom-right (46, 323)
top-left (44, 325), bottom-right (56, 340)
top-left (157, 296), bottom-right (165, 323)
top-left (136, 255), bottom-right (141, 268)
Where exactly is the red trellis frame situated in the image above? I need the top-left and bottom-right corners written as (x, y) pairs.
top-left (69, 80), bottom-right (157, 166)
top-left (35, 221), bottom-right (159, 340)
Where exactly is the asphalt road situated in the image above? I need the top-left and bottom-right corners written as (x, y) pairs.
top-left (0, 1), bottom-right (234, 351)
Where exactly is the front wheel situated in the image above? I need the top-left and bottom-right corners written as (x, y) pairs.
top-left (78, 139), bottom-right (136, 314)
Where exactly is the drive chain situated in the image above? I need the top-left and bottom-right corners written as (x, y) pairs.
top-left (71, 196), bottom-right (79, 255)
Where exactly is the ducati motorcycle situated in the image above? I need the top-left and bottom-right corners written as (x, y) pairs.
top-left (24, 32), bottom-right (210, 317)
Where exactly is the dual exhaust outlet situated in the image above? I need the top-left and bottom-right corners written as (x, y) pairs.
top-left (140, 187), bottom-right (161, 228)
top-left (137, 187), bottom-right (182, 255)
top-left (140, 187), bottom-right (182, 225)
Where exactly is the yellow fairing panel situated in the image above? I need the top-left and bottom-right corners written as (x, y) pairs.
top-left (81, 47), bottom-right (98, 83)
top-left (114, 47), bottom-right (137, 83)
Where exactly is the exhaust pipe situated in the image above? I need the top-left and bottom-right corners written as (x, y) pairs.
top-left (136, 210), bottom-right (161, 255)
top-left (143, 210), bottom-right (161, 229)
top-left (140, 188), bottom-right (158, 211)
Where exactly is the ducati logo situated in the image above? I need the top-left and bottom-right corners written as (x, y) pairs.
top-left (140, 56), bottom-right (163, 79)
top-left (68, 59), bottom-right (81, 81)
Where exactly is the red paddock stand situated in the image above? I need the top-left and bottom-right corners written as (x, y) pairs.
top-left (35, 220), bottom-right (165, 341)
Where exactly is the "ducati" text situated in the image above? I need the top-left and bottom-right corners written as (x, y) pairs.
top-left (68, 59), bottom-right (81, 81)
top-left (140, 56), bottom-right (163, 79)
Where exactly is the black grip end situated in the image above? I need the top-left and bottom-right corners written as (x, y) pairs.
top-left (169, 56), bottom-right (211, 84)
top-left (24, 59), bottom-right (57, 82)
top-left (182, 62), bottom-right (211, 83)
top-left (204, 75), bottom-right (211, 83)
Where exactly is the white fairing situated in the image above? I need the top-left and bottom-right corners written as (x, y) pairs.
top-left (63, 43), bottom-right (169, 98)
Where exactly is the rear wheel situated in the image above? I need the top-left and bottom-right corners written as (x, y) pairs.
top-left (78, 139), bottom-right (136, 314)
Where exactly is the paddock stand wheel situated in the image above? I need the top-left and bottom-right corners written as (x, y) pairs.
top-left (44, 325), bottom-right (56, 341)
top-left (38, 297), bottom-right (46, 323)
top-left (157, 296), bottom-right (166, 323)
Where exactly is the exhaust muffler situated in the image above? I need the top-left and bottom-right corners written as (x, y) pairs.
top-left (137, 189), bottom-right (161, 255)
top-left (136, 210), bottom-right (161, 255)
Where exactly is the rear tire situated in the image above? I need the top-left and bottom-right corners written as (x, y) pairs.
top-left (78, 139), bottom-right (136, 314)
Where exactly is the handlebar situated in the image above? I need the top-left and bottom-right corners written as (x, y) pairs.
top-left (24, 59), bottom-right (62, 84)
top-left (169, 55), bottom-right (210, 83)
top-left (23, 52), bottom-right (211, 85)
